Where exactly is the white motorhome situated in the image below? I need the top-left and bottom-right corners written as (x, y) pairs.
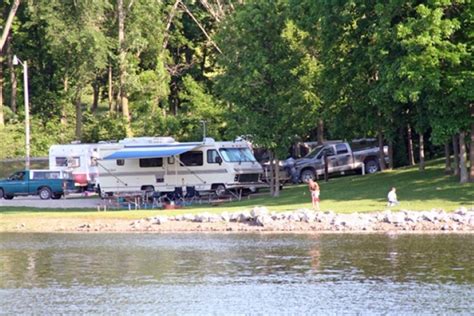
top-left (49, 143), bottom-right (108, 189)
top-left (96, 137), bottom-right (266, 196)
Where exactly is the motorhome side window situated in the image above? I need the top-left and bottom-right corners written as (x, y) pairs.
top-left (139, 158), bottom-right (163, 167)
top-left (180, 151), bottom-right (203, 166)
top-left (207, 150), bottom-right (221, 163)
top-left (67, 156), bottom-right (80, 167)
top-left (116, 159), bottom-right (125, 166)
top-left (56, 157), bottom-right (68, 167)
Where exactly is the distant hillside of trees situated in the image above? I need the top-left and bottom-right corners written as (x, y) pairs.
top-left (0, 0), bottom-right (472, 188)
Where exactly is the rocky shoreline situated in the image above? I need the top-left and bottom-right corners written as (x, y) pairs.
top-left (5, 206), bottom-right (474, 233)
top-left (75, 206), bottom-right (474, 233)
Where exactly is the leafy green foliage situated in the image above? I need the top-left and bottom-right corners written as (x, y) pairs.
top-left (215, 0), bottom-right (317, 158)
top-left (0, 0), bottom-right (471, 183)
top-left (81, 112), bottom-right (127, 143)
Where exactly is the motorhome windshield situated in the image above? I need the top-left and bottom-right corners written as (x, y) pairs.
top-left (304, 146), bottom-right (324, 159)
top-left (219, 148), bottom-right (256, 162)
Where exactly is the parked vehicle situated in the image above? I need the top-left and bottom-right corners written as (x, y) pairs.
top-left (49, 142), bottom-right (116, 190)
top-left (0, 169), bottom-right (76, 200)
top-left (96, 137), bottom-right (266, 197)
top-left (286, 141), bottom-right (388, 182)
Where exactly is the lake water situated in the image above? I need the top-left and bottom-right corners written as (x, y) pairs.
top-left (1, 233), bottom-right (473, 314)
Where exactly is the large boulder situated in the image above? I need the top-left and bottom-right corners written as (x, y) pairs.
top-left (221, 211), bottom-right (230, 222)
top-left (236, 211), bottom-right (251, 222)
top-left (153, 216), bottom-right (168, 225)
top-left (194, 212), bottom-right (212, 223)
top-left (299, 210), bottom-right (316, 223)
top-left (455, 207), bottom-right (468, 215)
top-left (255, 214), bottom-right (273, 227)
top-left (251, 206), bottom-right (269, 219)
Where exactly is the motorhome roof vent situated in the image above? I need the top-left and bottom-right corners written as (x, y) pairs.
top-left (203, 137), bottom-right (215, 144)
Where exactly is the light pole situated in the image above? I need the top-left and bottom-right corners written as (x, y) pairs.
top-left (200, 120), bottom-right (207, 140)
top-left (13, 55), bottom-right (30, 170)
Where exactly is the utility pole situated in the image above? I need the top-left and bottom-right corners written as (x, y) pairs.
top-left (200, 120), bottom-right (207, 140)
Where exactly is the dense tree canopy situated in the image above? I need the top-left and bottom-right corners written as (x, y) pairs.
top-left (0, 0), bottom-right (472, 182)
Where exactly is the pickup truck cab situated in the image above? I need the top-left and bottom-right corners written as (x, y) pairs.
top-left (286, 141), bottom-right (388, 182)
top-left (0, 170), bottom-right (76, 200)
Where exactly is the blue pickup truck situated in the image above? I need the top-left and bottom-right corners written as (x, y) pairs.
top-left (0, 170), bottom-right (76, 200)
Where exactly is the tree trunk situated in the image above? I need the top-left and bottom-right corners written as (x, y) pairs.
top-left (7, 36), bottom-right (16, 113)
top-left (470, 105), bottom-right (474, 182)
top-left (74, 88), bottom-right (83, 140)
top-left (61, 76), bottom-right (68, 126)
top-left (444, 142), bottom-right (452, 174)
top-left (378, 131), bottom-right (385, 171)
top-left (407, 124), bottom-right (415, 165)
top-left (91, 80), bottom-right (99, 113)
top-left (268, 151), bottom-right (275, 196)
top-left (0, 52), bottom-right (4, 127)
top-left (118, 0), bottom-right (132, 136)
top-left (388, 140), bottom-right (394, 170)
top-left (108, 65), bottom-right (114, 113)
top-left (459, 131), bottom-right (468, 183)
top-left (419, 133), bottom-right (425, 171)
top-left (317, 119), bottom-right (324, 145)
top-left (452, 134), bottom-right (460, 177)
top-left (0, 0), bottom-right (20, 52)
top-left (274, 158), bottom-right (280, 197)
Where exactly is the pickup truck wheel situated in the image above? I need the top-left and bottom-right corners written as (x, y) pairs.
top-left (0, 188), bottom-right (4, 199)
top-left (39, 187), bottom-right (52, 200)
top-left (300, 169), bottom-right (316, 183)
top-left (365, 160), bottom-right (379, 174)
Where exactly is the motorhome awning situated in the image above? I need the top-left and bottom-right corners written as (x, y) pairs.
top-left (103, 145), bottom-right (199, 160)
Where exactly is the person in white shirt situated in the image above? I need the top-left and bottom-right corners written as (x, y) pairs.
top-left (387, 187), bottom-right (399, 206)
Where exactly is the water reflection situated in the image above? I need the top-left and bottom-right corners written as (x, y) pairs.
top-left (1, 233), bottom-right (473, 314)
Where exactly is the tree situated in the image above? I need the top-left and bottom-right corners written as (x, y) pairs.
top-left (0, 0), bottom-right (20, 51)
top-left (27, 0), bottom-right (111, 139)
top-left (0, 0), bottom-right (21, 127)
top-left (394, 1), bottom-right (471, 181)
top-left (216, 0), bottom-right (318, 196)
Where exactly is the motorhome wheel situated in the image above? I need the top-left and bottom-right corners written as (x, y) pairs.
top-left (215, 184), bottom-right (226, 197)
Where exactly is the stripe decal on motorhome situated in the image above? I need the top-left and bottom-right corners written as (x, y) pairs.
top-left (99, 169), bottom-right (229, 178)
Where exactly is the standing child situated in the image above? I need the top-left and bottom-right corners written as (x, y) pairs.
top-left (387, 187), bottom-right (399, 206)
top-left (308, 179), bottom-right (320, 210)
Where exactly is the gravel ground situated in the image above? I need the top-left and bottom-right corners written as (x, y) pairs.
top-left (0, 194), bottom-right (102, 209)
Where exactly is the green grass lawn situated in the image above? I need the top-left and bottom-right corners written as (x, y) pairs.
top-left (1, 159), bottom-right (473, 221)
